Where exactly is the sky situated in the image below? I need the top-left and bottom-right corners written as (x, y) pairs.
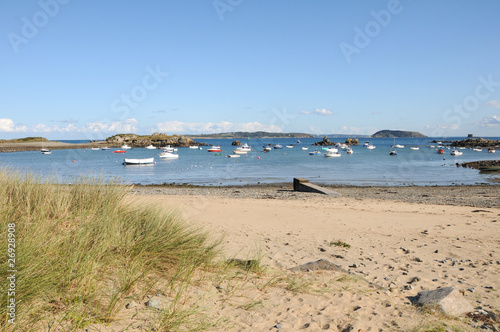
top-left (1, 0), bottom-right (500, 139)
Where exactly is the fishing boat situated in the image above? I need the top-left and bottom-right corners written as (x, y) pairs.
top-left (145, 144), bottom-right (156, 149)
top-left (159, 152), bottom-right (179, 159)
top-left (121, 144), bottom-right (132, 150)
top-left (324, 151), bottom-right (341, 158)
top-left (451, 150), bottom-right (463, 156)
top-left (123, 157), bottom-right (155, 165)
top-left (207, 146), bottom-right (222, 152)
top-left (309, 150), bottom-right (321, 156)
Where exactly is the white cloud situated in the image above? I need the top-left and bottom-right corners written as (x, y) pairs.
top-left (299, 110), bottom-right (310, 114)
top-left (335, 126), bottom-right (377, 135)
top-left (478, 115), bottom-right (500, 127)
top-left (85, 118), bottom-right (137, 133)
top-left (155, 121), bottom-right (282, 134)
top-left (314, 108), bottom-right (333, 116)
top-left (487, 101), bottom-right (500, 109)
top-left (0, 118), bottom-right (27, 133)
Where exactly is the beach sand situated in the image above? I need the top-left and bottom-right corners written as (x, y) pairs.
top-left (98, 187), bottom-right (500, 331)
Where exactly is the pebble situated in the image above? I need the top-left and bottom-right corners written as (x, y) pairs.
top-left (125, 300), bottom-right (138, 309)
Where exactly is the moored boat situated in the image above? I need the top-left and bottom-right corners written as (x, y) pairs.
top-left (346, 147), bottom-right (353, 154)
top-left (207, 146), bottom-right (222, 152)
top-left (410, 147), bottom-right (419, 150)
top-left (488, 149), bottom-right (496, 153)
top-left (159, 152), bottom-right (179, 159)
top-left (437, 148), bottom-right (445, 154)
top-left (41, 148), bottom-right (51, 154)
top-left (324, 151), bottom-right (341, 158)
top-left (226, 154), bottom-right (240, 158)
top-left (123, 157), bottom-right (155, 165)
top-left (451, 150), bottom-right (463, 156)
top-left (366, 145), bottom-right (376, 150)
top-left (309, 150), bottom-right (321, 156)
top-left (121, 144), bottom-right (132, 150)
top-left (389, 150), bottom-right (397, 156)
top-left (274, 144), bottom-right (283, 149)
top-left (145, 144), bottom-right (156, 149)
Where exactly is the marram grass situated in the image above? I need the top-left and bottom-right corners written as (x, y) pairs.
top-left (0, 169), bottom-right (221, 331)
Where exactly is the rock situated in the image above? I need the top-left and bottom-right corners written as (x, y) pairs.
top-left (231, 140), bottom-right (241, 146)
top-left (313, 137), bottom-right (334, 146)
top-left (145, 298), bottom-right (162, 308)
top-left (289, 259), bottom-right (346, 272)
top-left (345, 138), bottom-right (359, 145)
top-left (413, 287), bottom-right (474, 316)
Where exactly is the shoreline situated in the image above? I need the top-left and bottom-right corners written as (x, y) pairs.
top-left (130, 183), bottom-right (500, 208)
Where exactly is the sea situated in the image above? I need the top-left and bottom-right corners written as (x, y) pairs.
top-left (1, 137), bottom-right (499, 187)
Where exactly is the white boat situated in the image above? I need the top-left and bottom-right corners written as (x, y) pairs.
top-left (488, 149), bottom-right (496, 153)
top-left (473, 148), bottom-right (483, 152)
top-left (101, 147), bottom-right (110, 150)
top-left (363, 141), bottom-right (370, 147)
top-left (389, 150), bottom-right (398, 156)
top-left (286, 145), bottom-right (294, 148)
top-left (410, 147), bottom-right (419, 150)
top-left (121, 144), bottom-right (132, 150)
top-left (41, 148), bottom-right (51, 155)
top-left (302, 147), bottom-right (309, 150)
top-left (159, 152), bottom-right (179, 159)
top-left (309, 150), bottom-right (321, 156)
top-left (336, 143), bottom-right (349, 150)
top-left (162, 145), bottom-right (176, 152)
top-left (273, 144), bottom-right (283, 149)
top-left (263, 146), bottom-right (272, 152)
top-left (91, 147), bottom-right (100, 151)
top-left (123, 157), bottom-right (155, 165)
top-left (226, 154), bottom-right (240, 158)
top-left (189, 145), bottom-right (199, 149)
top-left (346, 148), bottom-right (353, 154)
top-left (235, 143), bottom-right (252, 152)
top-left (324, 151), bottom-right (341, 158)
top-left (232, 149), bottom-right (248, 155)
top-left (366, 145), bottom-right (376, 150)
top-left (394, 144), bottom-right (404, 149)
top-left (451, 150), bottom-right (463, 156)
top-left (207, 146), bottom-right (222, 152)
top-left (325, 147), bottom-right (338, 153)
top-left (145, 145), bottom-right (156, 149)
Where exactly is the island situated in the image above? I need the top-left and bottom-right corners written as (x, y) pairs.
top-left (371, 130), bottom-right (427, 138)
top-left (186, 131), bottom-right (313, 139)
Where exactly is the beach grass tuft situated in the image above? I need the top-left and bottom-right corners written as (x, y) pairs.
top-left (0, 169), bottom-right (221, 331)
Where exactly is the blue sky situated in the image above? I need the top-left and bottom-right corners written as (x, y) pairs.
top-left (1, 0), bottom-right (500, 139)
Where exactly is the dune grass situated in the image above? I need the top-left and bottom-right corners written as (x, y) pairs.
top-left (0, 169), bottom-right (222, 331)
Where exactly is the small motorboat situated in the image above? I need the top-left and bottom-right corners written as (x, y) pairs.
top-left (363, 141), bottom-right (370, 147)
top-left (226, 154), bottom-right (240, 158)
top-left (393, 144), bottom-right (404, 149)
top-left (309, 150), bottom-right (321, 156)
top-left (273, 144), bottom-right (283, 149)
top-left (123, 157), bottom-right (155, 165)
top-left (473, 148), bottom-right (483, 152)
top-left (145, 145), bottom-right (156, 149)
top-left (232, 149), bottom-right (248, 155)
top-left (451, 150), bottom-right (463, 156)
top-left (114, 150), bottom-right (127, 154)
top-left (286, 145), bottom-right (294, 148)
top-left (325, 147), bottom-right (338, 153)
top-left (207, 146), bottom-right (222, 152)
top-left (263, 146), bottom-right (272, 152)
top-left (410, 147), bottom-right (419, 150)
top-left (324, 151), bottom-right (341, 158)
top-left (41, 148), bottom-right (51, 155)
top-left (159, 152), bottom-right (179, 159)
top-left (189, 145), bottom-right (199, 149)
top-left (366, 145), bottom-right (376, 150)
top-left (101, 147), bottom-right (110, 150)
top-left (301, 147), bottom-right (309, 150)
top-left (235, 143), bottom-right (252, 152)
top-left (121, 144), bottom-right (132, 150)
top-left (162, 145), bottom-right (176, 152)
top-left (488, 149), bottom-right (496, 153)
top-left (437, 148), bottom-right (445, 154)
top-left (389, 150), bottom-right (397, 156)
top-left (346, 148), bottom-right (353, 154)
top-left (91, 147), bottom-right (100, 151)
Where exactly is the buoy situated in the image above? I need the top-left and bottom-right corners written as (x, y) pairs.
top-left (74, 160), bottom-right (76, 163)
top-left (258, 156), bottom-right (260, 159)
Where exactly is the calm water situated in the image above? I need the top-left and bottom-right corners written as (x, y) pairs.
top-left (1, 137), bottom-right (499, 186)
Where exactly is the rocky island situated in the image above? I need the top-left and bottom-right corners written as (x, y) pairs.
top-left (371, 130), bottom-right (427, 138)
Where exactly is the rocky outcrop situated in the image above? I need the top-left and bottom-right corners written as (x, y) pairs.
top-left (313, 137), bottom-right (334, 146)
top-left (459, 160), bottom-right (500, 169)
top-left (371, 130), bottom-right (427, 138)
top-left (451, 138), bottom-right (500, 149)
top-left (345, 138), bottom-right (359, 146)
top-left (106, 134), bottom-right (205, 147)
top-left (232, 140), bottom-right (241, 146)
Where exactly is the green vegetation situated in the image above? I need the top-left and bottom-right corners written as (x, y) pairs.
top-left (371, 130), bottom-right (427, 138)
top-left (186, 131), bottom-right (314, 139)
top-left (0, 137), bottom-right (51, 143)
top-left (329, 240), bottom-right (351, 248)
top-left (0, 169), bottom-right (221, 331)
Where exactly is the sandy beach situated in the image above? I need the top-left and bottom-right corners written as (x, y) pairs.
top-left (93, 185), bottom-right (500, 331)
